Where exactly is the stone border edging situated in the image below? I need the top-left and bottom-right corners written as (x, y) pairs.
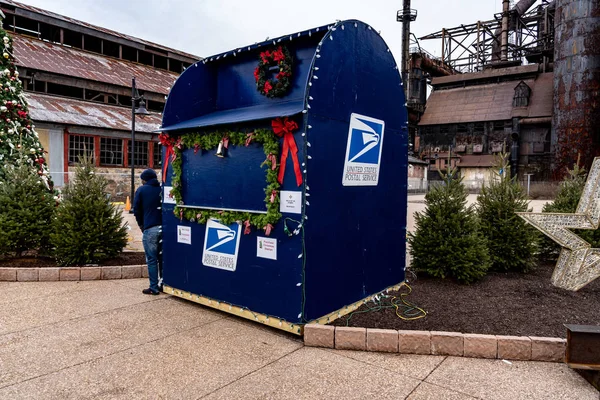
top-left (304, 324), bottom-right (566, 363)
top-left (0, 265), bottom-right (148, 282)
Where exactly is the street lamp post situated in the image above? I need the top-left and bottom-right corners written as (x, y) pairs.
top-left (130, 76), bottom-right (150, 213)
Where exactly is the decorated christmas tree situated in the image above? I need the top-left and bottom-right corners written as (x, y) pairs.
top-left (0, 11), bottom-right (51, 188)
top-left (408, 167), bottom-right (490, 284)
top-left (51, 155), bottom-right (128, 266)
top-left (476, 151), bottom-right (538, 272)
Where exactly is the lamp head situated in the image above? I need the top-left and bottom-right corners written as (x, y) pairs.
top-left (135, 98), bottom-right (151, 118)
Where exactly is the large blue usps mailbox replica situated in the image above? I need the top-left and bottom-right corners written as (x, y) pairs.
top-left (159, 20), bottom-right (408, 334)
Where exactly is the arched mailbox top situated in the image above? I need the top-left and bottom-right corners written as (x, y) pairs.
top-left (160, 20), bottom-right (404, 134)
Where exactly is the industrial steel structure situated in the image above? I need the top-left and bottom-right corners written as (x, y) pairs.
top-left (407, 0), bottom-right (600, 182)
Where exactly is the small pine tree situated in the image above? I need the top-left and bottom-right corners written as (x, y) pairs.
top-left (50, 156), bottom-right (128, 266)
top-left (540, 160), bottom-right (600, 258)
top-left (0, 161), bottom-right (55, 256)
top-left (476, 151), bottom-right (538, 272)
top-left (408, 168), bottom-right (490, 284)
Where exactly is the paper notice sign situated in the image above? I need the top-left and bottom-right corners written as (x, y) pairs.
top-left (279, 190), bottom-right (302, 214)
top-left (257, 237), bottom-right (277, 260)
top-left (177, 225), bottom-right (191, 245)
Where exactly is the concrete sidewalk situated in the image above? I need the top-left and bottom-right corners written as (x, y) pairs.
top-left (0, 279), bottom-right (596, 399)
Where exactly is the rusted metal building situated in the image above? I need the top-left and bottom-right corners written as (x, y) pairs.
top-left (553, 0), bottom-right (600, 176)
top-left (0, 0), bottom-right (199, 196)
top-left (419, 65), bottom-right (554, 182)
top-left (414, 0), bottom-right (600, 181)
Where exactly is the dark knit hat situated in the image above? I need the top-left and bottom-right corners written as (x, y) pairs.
top-left (140, 169), bottom-right (157, 181)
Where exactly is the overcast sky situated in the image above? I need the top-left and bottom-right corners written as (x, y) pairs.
top-left (14, 0), bottom-right (527, 64)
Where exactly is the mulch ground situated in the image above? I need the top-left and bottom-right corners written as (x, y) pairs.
top-left (0, 252), bottom-right (146, 268)
top-left (331, 262), bottom-right (600, 338)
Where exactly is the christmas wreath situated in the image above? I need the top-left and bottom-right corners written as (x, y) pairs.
top-left (253, 46), bottom-right (293, 98)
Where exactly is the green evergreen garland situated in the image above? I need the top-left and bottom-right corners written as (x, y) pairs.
top-left (169, 129), bottom-right (282, 233)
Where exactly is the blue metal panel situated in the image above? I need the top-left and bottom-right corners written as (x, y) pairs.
top-left (161, 63), bottom-right (216, 129)
top-left (161, 118), bottom-right (307, 323)
top-left (161, 28), bottom-right (328, 132)
top-left (160, 100), bottom-right (304, 132)
top-left (162, 208), bottom-right (305, 322)
top-left (302, 21), bottom-right (407, 321)
top-left (180, 142), bottom-right (269, 212)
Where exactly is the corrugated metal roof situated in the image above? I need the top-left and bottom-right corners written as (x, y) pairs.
top-left (0, 0), bottom-right (199, 60)
top-left (419, 73), bottom-right (553, 126)
top-left (25, 92), bottom-right (162, 133)
top-left (431, 64), bottom-right (538, 86)
top-left (13, 34), bottom-right (177, 95)
top-left (458, 155), bottom-right (496, 168)
top-left (408, 156), bottom-right (428, 165)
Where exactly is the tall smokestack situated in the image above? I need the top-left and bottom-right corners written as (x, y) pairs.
top-left (501, 0), bottom-right (510, 61)
top-left (401, 0), bottom-right (411, 98)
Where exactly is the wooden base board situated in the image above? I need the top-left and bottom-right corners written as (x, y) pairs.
top-left (307, 282), bottom-right (407, 326)
top-left (163, 285), bottom-right (303, 335)
top-left (164, 281), bottom-right (407, 336)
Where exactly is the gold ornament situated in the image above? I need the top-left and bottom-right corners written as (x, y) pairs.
top-left (517, 157), bottom-right (600, 291)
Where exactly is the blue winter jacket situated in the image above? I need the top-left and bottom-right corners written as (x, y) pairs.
top-left (133, 178), bottom-right (162, 231)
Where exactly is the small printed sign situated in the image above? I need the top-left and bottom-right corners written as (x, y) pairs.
top-left (163, 186), bottom-right (176, 204)
top-left (257, 237), bottom-right (277, 260)
top-left (342, 113), bottom-right (385, 186)
top-left (280, 190), bottom-right (302, 214)
top-left (202, 219), bottom-right (242, 272)
top-left (177, 225), bottom-right (191, 245)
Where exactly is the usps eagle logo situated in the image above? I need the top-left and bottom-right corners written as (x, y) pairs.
top-left (202, 219), bottom-right (241, 271)
top-left (342, 113), bottom-right (385, 186)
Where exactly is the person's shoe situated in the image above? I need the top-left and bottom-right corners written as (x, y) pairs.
top-left (142, 288), bottom-right (160, 295)
top-left (158, 285), bottom-right (164, 293)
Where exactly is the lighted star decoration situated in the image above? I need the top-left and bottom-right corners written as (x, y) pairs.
top-left (517, 157), bottom-right (600, 291)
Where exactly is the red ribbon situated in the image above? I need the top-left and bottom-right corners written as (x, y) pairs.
top-left (159, 133), bottom-right (177, 183)
top-left (264, 224), bottom-right (274, 236)
top-left (272, 118), bottom-right (302, 187)
top-left (245, 133), bottom-right (255, 147)
top-left (267, 153), bottom-right (277, 170)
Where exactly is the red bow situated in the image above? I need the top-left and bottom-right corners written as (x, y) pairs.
top-left (272, 118), bottom-right (302, 187)
top-left (159, 133), bottom-right (176, 182)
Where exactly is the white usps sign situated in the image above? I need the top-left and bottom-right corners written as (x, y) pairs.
top-left (202, 219), bottom-right (241, 272)
top-left (342, 113), bottom-right (385, 186)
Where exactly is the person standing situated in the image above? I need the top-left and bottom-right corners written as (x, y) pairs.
top-left (133, 169), bottom-right (162, 295)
